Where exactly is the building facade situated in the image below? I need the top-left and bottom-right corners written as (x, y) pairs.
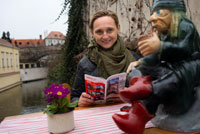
top-left (45, 31), bottom-right (65, 46)
top-left (0, 39), bottom-right (21, 91)
top-left (12, 35), bottom-right (45, 48)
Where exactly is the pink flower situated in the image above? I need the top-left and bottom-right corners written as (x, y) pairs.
top-left (44, 83), bottom-right (70, 102)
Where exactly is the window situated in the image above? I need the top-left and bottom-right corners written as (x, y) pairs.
top-left (61, 40), bottom-right (65, 44)
top-left (16, 53), bottom-right (19, 67)
top-left (1, 52), bottom-right (5, 68)
top-left (53, 40), bottom-right (57, 44)
top-left (10, 53), bottom-right (13, 67)
top-left (48, 40), bottom-right (52, 46)
top-left (31, 64), bottom-right (35, 68)
top-left (37, 63), bottom-right (40, 67)
top-left (25, 64), bottom-right (29, 68)
top-left (6, 52), bottom-right (9, 67)
top-left (20, 64), bottom-right (23, 69)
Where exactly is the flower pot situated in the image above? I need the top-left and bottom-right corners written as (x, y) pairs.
top-left (47, 110), bottom-right (75, 134)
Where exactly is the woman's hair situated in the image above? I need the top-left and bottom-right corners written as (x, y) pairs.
top-left (89, 10), bottom-right (119, 31)
top-left (169, 10), bottom-right (186, 38)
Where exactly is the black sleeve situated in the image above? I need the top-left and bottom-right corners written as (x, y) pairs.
top-left (71, 56), bottom-right (98, 102)
top-left (71, 59), bottom-right (86, 102)
top-left (130, 50), bottom-right (141, 60)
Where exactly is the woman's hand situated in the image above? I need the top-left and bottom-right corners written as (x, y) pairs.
top-left (78, 92), bottom-right (95, 107)
top-left (126, 61), bottom-right (140, 75)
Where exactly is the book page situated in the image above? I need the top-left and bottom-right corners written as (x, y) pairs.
top-left (84, 74), bottom-right (106, 104)
top-left (105, 72), bottom-right (126, 103)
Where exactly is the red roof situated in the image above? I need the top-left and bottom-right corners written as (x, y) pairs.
top-left (11, 39), bottom-right (45, 48)
top-left (45, 31), bottom-right (65, 40)
top-left (0, 39), bottom-right (17, 48)
top-left (0, 39), bottom-right (12, 46)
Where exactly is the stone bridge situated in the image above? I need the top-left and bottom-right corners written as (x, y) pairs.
top-left (19, 45), bottom-right (62, 63)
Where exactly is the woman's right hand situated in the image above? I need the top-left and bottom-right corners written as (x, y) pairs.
top-left (126, 61), bottom-right (140, 75)
top-left (78, 92), bottom-right (95, 107)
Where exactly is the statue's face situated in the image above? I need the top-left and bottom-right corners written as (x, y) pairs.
top-left (149, 9), bottom-right (172, 33)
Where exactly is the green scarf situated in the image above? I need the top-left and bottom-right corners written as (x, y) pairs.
top-left (88, 36), bottom-right (136, 78)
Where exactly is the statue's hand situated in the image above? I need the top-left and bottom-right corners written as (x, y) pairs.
top-left (126, 61), bottom-right (140, 75)
top-left (138, 32), bottom-right (160, 56)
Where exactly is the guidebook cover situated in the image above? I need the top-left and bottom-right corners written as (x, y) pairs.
top-left (84, 73), bottom-right (126, 104)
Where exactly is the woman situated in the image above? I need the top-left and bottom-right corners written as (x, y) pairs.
top-left (71, 10), bottom-right (136, 107)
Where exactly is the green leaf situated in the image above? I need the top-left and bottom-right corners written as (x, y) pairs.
top-left (60, 106), bottom-right (69, 113)
top-left (59, 97), bottom-right (68, 108)
top-left (43, 104), bottom-right (59, 115)
top-left (47, 104), bottom-right (58, 110)
top-left (43, 108), bottom-right (54, 115)
top-left (67, 100), bottom-right (78, 108)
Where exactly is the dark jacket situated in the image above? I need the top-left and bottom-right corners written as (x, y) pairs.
top-left (71, 51), bottom-right (139, 102)
top-left (71, 56), bottom-right (98, 102)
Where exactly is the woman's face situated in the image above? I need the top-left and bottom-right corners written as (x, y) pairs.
top-left (91, 16), bottom-right (120, 49)
top-left (149, 9), bottom-right (172, 33)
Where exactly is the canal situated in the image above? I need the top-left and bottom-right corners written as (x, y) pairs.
top-left (0, 79), bottom-right (48, 121)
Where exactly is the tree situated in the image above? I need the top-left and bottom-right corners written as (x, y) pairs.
top-left (1, 32), bottom-right (6, 39)
top-left (1, 31), bottom-right (12, 43)
top-left (48, 0), bottom-right (88, 86)
top-left (6, 31), bottom-right (11, 43)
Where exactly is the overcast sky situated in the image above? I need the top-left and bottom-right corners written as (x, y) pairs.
top-left (0, 0), bottom-right (68, 39)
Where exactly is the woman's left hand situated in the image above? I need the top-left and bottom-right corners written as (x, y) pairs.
top-left (78, 92), bottom-right (95, 107)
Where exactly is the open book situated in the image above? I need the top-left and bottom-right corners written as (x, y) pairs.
top-left (84, 72), bottom-right (126, 104)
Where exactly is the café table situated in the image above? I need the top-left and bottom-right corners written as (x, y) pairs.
top-left (0, 103), bottom-right (198, 134)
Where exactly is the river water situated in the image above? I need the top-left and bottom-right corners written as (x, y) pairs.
top-left (0, 79), bottom-right (48, 121)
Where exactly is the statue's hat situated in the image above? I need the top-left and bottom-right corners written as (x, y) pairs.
top-left (152, 0), bottom-right (186, 12)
